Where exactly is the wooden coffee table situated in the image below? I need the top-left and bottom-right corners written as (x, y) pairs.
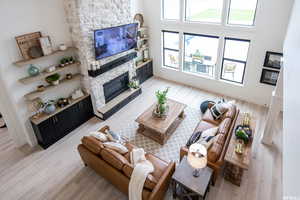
top-left (135, 99), bottom-right (186, 145)
top-left (224, 113), bottom-right (256, 186)
top-left (172, 156), bottom-right (213, 200)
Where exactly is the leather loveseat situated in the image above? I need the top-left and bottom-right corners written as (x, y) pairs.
top-left (180, 102), bottom-right (239, 184)
top-left (78, 126), bottom-right (175, 200)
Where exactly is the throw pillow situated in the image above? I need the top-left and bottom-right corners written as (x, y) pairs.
top-left (103, 142), bottom-right (128, 154)
top-left (197, 127), bottom-right (219, 149)
top-left (186, 131), bottom-right (202, 147)
top-left (210, 102), bottom-right (229, 120)
top-left (90, 131), bottom-right (108, 142)
top-left (104, 129), bottom-right (122, 142)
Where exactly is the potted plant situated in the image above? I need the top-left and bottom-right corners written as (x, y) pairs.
top-left (153, 87), bottom-right (169, 118)
top-left (46, 73), bottom-right (60, 85)
top-left (128, 80), bottom-right (139, 91)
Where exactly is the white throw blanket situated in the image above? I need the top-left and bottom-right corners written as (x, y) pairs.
top-left (129, 148), bottom-right (154, 200)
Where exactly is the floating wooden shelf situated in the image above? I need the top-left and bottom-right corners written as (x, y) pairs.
top-left (14, 47), bottom-right (78, 67)
top-left (30, 93), bottom-right (90, 125)
top-left (19, 62), bottom-right (81, 84)
top-left (24, 73), bottom-right (82, 101)
top-left (136, 59), bottom-right (153, 69)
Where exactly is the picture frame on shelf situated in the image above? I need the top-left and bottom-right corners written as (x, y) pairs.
top-left (39, 36), bottom-right (53, 56)
top-left (260, 68), bottom-right (279, 86)
top-left (263, 51), bottom-right (283, 70)
top-left (15, 32), bottom-right (42, 60)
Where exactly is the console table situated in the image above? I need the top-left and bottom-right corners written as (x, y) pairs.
top-left (224, 113), bottom-right (256, 186)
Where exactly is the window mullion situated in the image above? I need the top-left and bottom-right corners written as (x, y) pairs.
top-left (179, 32), bottom-right (184, 72)
top-left (216, 36), bottom-right (225, 80)
top-left (221, 0), bottom-right (230, 26)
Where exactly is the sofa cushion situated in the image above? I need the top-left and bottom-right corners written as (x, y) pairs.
top-left (202, 109), bottom-right (223, 126)
top-left (123, 163), bottom-right (158, 190)
top-left (122, 153), bottom-right (169, 191)
top-left (81, 136), bottom-right (104, 155)
top-left (100, 148), bottom-right (129, 170)
top-left (218, 118), bottom-right (232, 135)
top-left (193, 120), bottom-right (217, 134)
top-left (207, 134), bottom-right (226, 163)
top-left (103, 142), bottom-right (128, 154)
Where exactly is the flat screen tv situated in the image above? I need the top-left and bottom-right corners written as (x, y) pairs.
top-left (94, 23), bottom-right (138, 60)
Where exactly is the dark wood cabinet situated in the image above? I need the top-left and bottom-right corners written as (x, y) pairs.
top-left (31, 95), bottom-right (94, 149)
top-left (136, 60), bottom-right (153, 84)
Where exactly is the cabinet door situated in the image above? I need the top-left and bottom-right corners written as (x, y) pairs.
top-left (37, 117), bottom-right (57, 148)
top-left (78, 96), bottom-right (94, 124)
top-left (55, 103), bottom-right (79, 137)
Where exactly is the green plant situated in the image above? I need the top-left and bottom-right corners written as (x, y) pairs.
top-left (128, 81), bottom-right (139, 89)
top-left (155, 87), bottom-right (169, 114)
top-left (46, 73), bottom-right (60, 83)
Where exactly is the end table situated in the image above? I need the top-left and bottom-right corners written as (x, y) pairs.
top-left (172, 156), bottom-right (213, 200)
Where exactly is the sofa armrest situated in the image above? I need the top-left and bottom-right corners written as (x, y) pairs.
top-left (98, 125), bottom-right (110, 133)
top-left (180, 146), bottom-right (189, 161)
top-left (149, 162), bottom-right (176, 200)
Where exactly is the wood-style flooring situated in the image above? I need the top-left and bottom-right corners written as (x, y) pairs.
top-left (0, 77), bottom-right (282, 200)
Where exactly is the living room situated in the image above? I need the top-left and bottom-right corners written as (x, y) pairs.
top-left (0, 0), bottom-right (299, 199)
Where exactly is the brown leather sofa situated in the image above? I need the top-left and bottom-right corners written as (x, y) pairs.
top-left (78, 126), bottom-right (176, 200)
top-left (180, 102), bottom-right (239, 184)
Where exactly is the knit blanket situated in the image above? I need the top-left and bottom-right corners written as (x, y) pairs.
top-left (129, 148), bottom-right (154, 200)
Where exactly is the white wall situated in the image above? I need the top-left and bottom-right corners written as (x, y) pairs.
top-left (142, 0), bottom-right (293, 106)
top-left (0, 0), bottom-right (75, 146)
top-left (283, 1), bottom-right (300, 199)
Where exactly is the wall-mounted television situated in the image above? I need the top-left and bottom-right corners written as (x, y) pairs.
top-left (94, 23), bottom-right (138, 60)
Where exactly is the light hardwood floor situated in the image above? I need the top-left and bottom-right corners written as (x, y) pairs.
top-left (0, 77), bottom-right (282, 200)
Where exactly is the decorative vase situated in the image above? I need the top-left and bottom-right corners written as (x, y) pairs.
top-left (51, 80), bottom-right (60, 86)
top-left (28, 64), bottom-right (40, 76)
top-left (153, 103), bottom-right (169, 119)
top-left (44, 104), bottom-right (56, 114)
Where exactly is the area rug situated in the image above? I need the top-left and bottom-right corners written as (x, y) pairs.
top-left (115, 106), bottom-right (202, 163)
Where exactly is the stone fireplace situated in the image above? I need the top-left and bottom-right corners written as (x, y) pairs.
top-left (64, 0), bottom-right (136, 112)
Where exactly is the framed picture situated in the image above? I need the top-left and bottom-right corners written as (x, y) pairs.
top-left (39, 36), bottom-right (53, 56)
top-left (15, 32), bottom-right (42, 60)
top-left (260, 69), bottom-right (279, 86)
top-left (263, 51), bottom-right (283, 69)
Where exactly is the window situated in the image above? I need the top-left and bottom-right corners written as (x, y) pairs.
top-left (185, 0), bottom-right (224, 23)
top-left (162, 0), bottom-right (180, 20)
top-left (183, 33), bottom-right (219, 77)
top-left (162, 31), bottom-right (180, 69)
top-left (228, 0), bottom-right (258, 26)
top-left (221, 38), bottom-right (250, 83)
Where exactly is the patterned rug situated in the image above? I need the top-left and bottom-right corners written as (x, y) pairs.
top-left (116, 106), bottom-right (202, 163)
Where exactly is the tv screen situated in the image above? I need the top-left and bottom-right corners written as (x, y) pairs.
top-left (94, 23), bottom-right (138, 60)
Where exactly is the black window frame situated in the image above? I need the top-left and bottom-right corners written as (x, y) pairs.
top-left (220, 37), bottom-right (250, 84)
top-left (183, 32), bottom-right (219, 76)
top-left (162, 30), bottom-right (180, 69)
top-left (227, 0), bottom-right (259, 26)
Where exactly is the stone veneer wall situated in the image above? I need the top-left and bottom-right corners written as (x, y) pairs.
top-left (64, 0), bottom-right (135, 109)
